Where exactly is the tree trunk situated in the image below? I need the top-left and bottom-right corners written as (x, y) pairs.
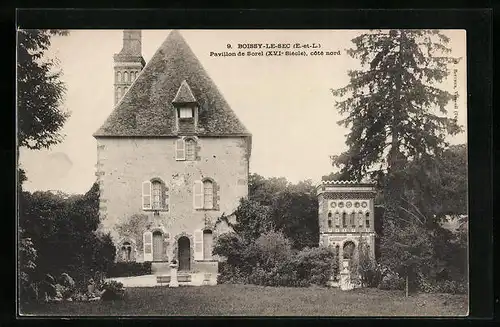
top-left (405, 274), bottom-right (409, 297)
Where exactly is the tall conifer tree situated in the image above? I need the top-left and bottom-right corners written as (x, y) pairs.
top-left (331, 30), bottom-right (463, 289)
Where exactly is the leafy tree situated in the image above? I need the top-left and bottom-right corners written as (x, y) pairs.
top-left (17, 29), bottom-right (70, 150)
top-left (18, 183), bottom-right (115, 290)
top-left (331, 29), bottom-right (462, 183)
top-left (248, 173), bottom-right (289, 205)
top-left (218, 198), bottom-right (274, 244)
top-left (269, 180), bottom-right (319, 249)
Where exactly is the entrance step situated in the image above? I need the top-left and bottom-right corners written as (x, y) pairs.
top-left (155, 272), bottom-right (217, 286)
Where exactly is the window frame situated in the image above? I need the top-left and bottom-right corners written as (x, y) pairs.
top-left (142, 179), bottom-right (169, 212)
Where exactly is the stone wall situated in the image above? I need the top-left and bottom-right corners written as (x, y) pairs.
top-left (95, 136), bottom-right (249, 264)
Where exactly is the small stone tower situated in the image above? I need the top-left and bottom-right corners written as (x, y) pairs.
top-left (317, 180), bottom-right (377, 286)
top-left (113, 30), bottom-right (146, 105)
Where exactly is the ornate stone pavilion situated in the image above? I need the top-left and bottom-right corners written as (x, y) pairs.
top-left (317, 180), bottom-right (377, 288)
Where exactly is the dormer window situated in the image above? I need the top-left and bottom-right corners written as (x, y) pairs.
top-left (172, 80), bottom-right (198, 133)
top-left (179, 107), bottom-right (194, 119)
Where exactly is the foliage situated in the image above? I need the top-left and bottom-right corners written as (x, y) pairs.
top-left (418, 277), bottom-right (467, 294)
top-left (100, 280), bottom-right (125, 301)
top-left (215, 229), bottom-right (337, 287)
top-left (19, 237), bottom-right (39, 303)
top-left (115, 213), bottom-right (149, 253)
top-left (18, 182), bottom-right (116, 297)
top-left (349, 235), bottom-right (381, 287)
top-left (269, 180), bottom-right (319, 249)
top-left (248, 174), bottom-right (289, 206)
top-left (378, 271), bottom-right (405, 291)
top-left (17, 29), bottom-right (70, 150)
top-left (331, 29), bottom-right (462, 182)
top-left (293, 246), bottom-right (337, 286)
top-left (380, 215), bottom-right (434, 293)
top-left (107, 262), bottom-right (152, 278)
top-left (245, 174), bottom-right (319, 249)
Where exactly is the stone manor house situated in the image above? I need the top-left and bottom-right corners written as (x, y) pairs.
top-left (94, 30), bottom-right (376, 286)
top-left (93, 30), bottom-right (251, 278)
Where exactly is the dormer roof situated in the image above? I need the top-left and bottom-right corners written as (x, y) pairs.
top-left (172, 80), bottom-right (197, 105)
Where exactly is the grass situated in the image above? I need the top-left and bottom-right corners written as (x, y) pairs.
top-left (20, 284), bottom-right (468, 316)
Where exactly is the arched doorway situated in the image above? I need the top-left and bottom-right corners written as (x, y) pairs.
top-left (152, 231), bottom-right (163, 261)
top-left (121, 242), bottom-right (132, 261)
top-left (343, 241), bottom-right (355, 259)
top-left (178, 236), bottom-right (191, 271)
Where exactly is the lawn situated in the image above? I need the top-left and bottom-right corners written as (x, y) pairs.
top-left (20, 284), bottom-right (468, 316)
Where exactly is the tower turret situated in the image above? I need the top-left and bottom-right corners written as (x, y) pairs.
top-left (113, 30), bottom-right (146, 105)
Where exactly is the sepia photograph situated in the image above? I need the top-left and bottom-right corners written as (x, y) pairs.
top-left (17, 28), bottom-right (468, 316)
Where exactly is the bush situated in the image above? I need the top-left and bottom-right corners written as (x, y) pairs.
top-left (217, 230), bottom-right (338, 287)
top-left (100, 280), bottom-right (125, 301)
top-left (418, 278), bottom-right (467, 294)
top-left (107, 262), bottom-right (152, 277)
top-left (378, 272), bottom-right (405, 290)
top-left (294, 247), bottom-right (337, 286)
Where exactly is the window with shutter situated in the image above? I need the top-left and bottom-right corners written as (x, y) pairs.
top-left (142, 181), bottom-right (152, 210)
top-left (193, 180), bottom-right (203, 209)
top-left (176, 139), bottom-right (185, 160)
top-left (193, 230), bottom-right (204, 260)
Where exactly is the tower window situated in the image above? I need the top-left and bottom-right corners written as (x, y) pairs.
top-left (350, 212), bottom-right (356, 227)
top-left (358, 211), bottom-right (364, 227)
top-left (328, 220), bottom-right (332, 228)
top-left (342, 212), bottom-right (347, 227)
top-left (365, 212), bottom-right (370, 228)
top-left (335, 212), bottom-right (340, 227)
top-left (117, 71), bottom-right (122, 82)
top-left (124, 71), bottom-right (129, 82)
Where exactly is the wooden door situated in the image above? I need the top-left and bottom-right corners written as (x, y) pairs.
top-left (178, 237), bottom-right (191, 271)
top-left (152, 231), bottom-right (163, 261)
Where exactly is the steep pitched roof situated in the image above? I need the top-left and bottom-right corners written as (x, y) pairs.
top-left (94, 30), bottom-right (251, 137)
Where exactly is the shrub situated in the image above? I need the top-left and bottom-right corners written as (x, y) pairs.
top-left (418, 278), bottom-right (467, 294)
top-left (294, 247), bottom-right (337, 286)
top-left (378, 271), bottom-right (405, 290)
top-left (100, 280), bottom-right (125, 301)
top-left (217, 262), bottom-right (248, 284)
top-left (107, 262), bottom-right (152, 277)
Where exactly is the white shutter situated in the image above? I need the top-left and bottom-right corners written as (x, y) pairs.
top-left (176, 139), bottom-right (185, 160)
top-left (143, 231), bottom-right (153, 262)
top-left (142, 181), bottom-right (152, 210)
top-left (193, 180), bottom-right (203, 209)
top-left (193, 229), bottom-right (204, 260)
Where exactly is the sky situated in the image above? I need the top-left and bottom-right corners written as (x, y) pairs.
top-left (18, 29), bottom-right (467, 195)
